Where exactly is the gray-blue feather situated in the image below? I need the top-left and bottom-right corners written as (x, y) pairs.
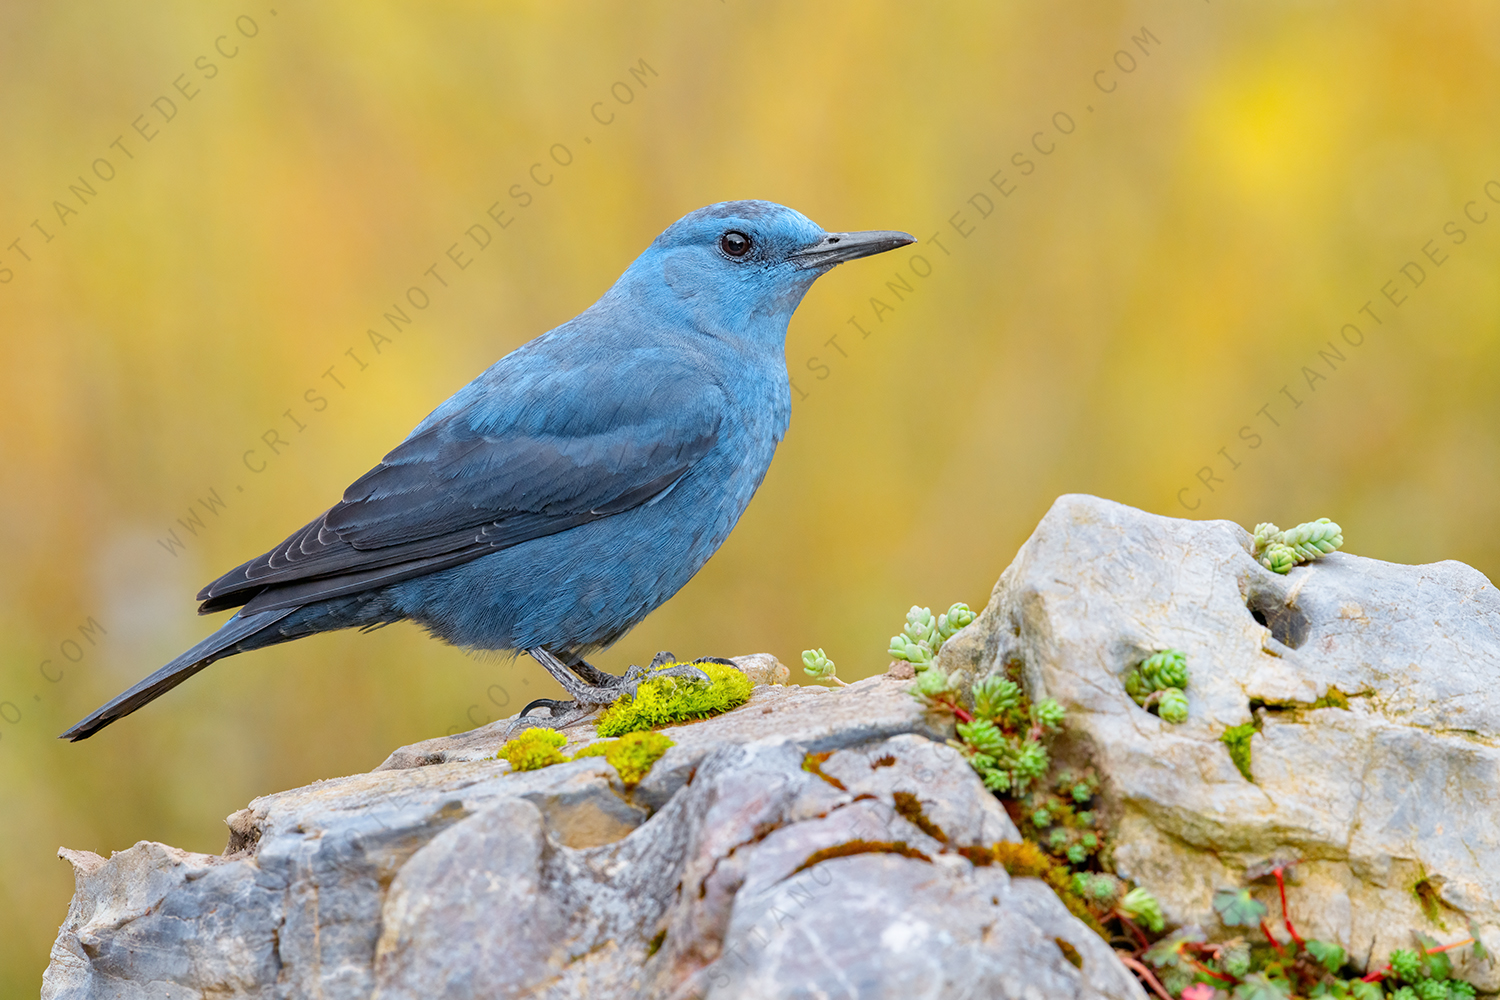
top-left (62, 201), bottom-right (914, 741)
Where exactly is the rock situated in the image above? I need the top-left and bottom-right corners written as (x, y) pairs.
top-left (722, 651), bottom-right (790, 687)
top-left (884, 660), bottom-right (917, 680)
top-left (377, 653), bottom-right (797, 771)
top-left (938, 493), bottom-right (1500, 988)
top-left (373, 799), bottom-right (572, 997)
top-left (43, 667), bottom-right (1145, 1000)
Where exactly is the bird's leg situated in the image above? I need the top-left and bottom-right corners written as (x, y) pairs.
top-left (506, 648), bottom-right (618, 736)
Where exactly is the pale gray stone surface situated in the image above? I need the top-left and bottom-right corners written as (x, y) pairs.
top-left (43, 666), bottom-right (1144, 1000)
top-left (55, 492), bottom-right (1496, 997)
top-left (938, 493), bottom-right (1500, 989)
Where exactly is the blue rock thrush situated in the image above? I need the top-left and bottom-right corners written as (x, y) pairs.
top-left (62, 200), bottom-right (914, 741)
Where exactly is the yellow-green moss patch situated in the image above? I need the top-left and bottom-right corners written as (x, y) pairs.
top-left (498, 728), bottom-right (569, 771)
top-left (595, 661), bottom-right (752, 737)
top-left (572, 731), bottom-right (675, 786)
top-left (500, 728), bottom-right (675, 786)
top-left (1220, 722), bottom-right (1259, 782)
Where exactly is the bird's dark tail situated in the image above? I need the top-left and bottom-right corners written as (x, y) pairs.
top-left (59, 608), bottom-right (297, 742)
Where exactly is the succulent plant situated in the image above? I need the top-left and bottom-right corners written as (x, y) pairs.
top-left (1252, 517), bottom-right (1344, 574)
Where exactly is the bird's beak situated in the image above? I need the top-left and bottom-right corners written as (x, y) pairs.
top-left (789, 229), bottom-right (917, 270)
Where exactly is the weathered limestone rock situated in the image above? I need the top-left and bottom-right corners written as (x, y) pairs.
top-left (55, 493), bottom-right (1496, 997)
top-left (43, 659), bottom-right (1144, 1000)
top-left (939, 494), bottom-right (1500, 988)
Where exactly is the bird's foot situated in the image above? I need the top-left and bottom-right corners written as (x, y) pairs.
top-left (611, 652), bottom-right (713, 699)
top-left (504, 697), bottom-right (595, 737)
top-left (511, 648), bottom-right (653, 735)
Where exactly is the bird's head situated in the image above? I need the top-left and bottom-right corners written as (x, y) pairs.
top-left (622, 200), bottom-right (915, 341)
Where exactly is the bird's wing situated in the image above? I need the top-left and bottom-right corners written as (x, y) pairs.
top-left (197, 358), bottom-right (724, 615)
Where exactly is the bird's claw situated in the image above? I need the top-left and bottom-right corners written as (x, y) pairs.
top-left (646, 650), bottom-right (678, 671)
top-left (519, 696), bottom-right (572, 717)
top-left (621, 652), bottom-right (712, 691)
top-left (504, 698), bottom-right (594, 737)
top-left (650, 661), bottom-right (714, 686)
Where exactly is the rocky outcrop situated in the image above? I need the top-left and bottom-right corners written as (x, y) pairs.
top-left (46, 493), bottom-right (1500, 998)
top-left (43, 663), bottom-right (1143, 1000)
top-left (939, 494), bottom-right (1500, 989)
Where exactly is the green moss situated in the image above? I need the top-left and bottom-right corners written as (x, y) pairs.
top-left (1313, 686), bottom-right (1351, 710)
top-left (1412, 875), bottom-right (1447, 928)
top-left (1221, 721), bottom-right (1259, 781)
top-left (989, 840), bottom-right (1106, 935)
top-left (596, 731), bottom-right (674, 786)
top-left (892, 790), bottom-right (950, 844)
top-left (500, 727), bottom-right (673, 785)
top-left (595, 661), bottom-right (753, 737)
top-left (498, 728), bottom-right (569, 771)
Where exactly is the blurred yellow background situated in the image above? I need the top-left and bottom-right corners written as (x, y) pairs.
top-left (3, 0), bottom-right (1498, 991)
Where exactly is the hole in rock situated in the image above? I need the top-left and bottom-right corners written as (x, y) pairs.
top-left (1245, 590), bottom-right (1310, 649)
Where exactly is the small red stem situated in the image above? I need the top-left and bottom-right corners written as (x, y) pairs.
top-left (936, 695), bottom-right (975, 724)
top-left (1273, 866), bottom-right (1306, 950)
top-left (1185, 956), bottom-right (1235, 983)
top-left (1423, 938), bottom-right (1475, 955)
top-left (1362, 935), bottom-right (1478, 983)
top-left (1116, 914), bottom-right (1152, 951)
top-left (1117, 954), bottom-right (1176, 1000)
top-left (1261, 921), bottom-right (1287, 958)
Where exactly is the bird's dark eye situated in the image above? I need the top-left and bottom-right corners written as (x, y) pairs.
top-left (720, 231), bottom-right (752, 257)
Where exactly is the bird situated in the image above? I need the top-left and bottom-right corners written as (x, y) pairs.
top-left (61, 200), bottom-right (915, 742)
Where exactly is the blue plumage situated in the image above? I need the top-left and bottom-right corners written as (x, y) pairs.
top-left (62, 201), bottom-right (914, 741)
